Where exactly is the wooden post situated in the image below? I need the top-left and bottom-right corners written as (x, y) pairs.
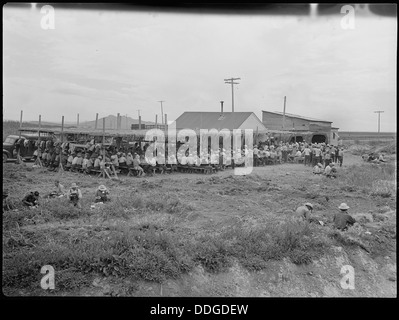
top-left (117, 113), bottom-right (120, 130)
top-left (59, 116), bottom-right (65, 171)
top-left (16, 111), bottom-right (23, 164)
top-left (77, 113), bottom-right (79, 128)
top-left (282, 96), bottom-right (286, 130)
top-left (60, 116), bottom-right (64, 142)
top-left (139, 116), bottom-right (142, 130)
top-left (19, 110), bottom-right (23, 138)
top-left (155, 114), bottom-right (158, 129)
top-left (164, 114), bottom-right (168, 132)
top-left (34, 115), bottom-right (42, 167)
top-left (95, 113), bottom-right (99, 130)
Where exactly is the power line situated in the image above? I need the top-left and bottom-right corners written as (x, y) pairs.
top-left (224, 77), bottom-right (240, 112)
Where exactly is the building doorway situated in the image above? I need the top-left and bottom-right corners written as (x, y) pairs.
top-left (312, 134), bottom-right (327, 144)
top-left (290, 136), bottom-right (304, 143)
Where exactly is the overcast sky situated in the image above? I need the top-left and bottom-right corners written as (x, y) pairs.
top-left (3, 4), bottom-right (397, 131)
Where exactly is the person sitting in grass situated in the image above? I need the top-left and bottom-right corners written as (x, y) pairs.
top-left (22, 191), bottom-right (40, 208)
top-left (3, 191), bottom-right (16, 212)
top-left (324, 163), bottom-right (337, 178)
top-left (313, 163), bottom-right (323, 174)
top-left (378, 153), bottom-right (387, 162)
top-left (67, 183), bottom-right (82, 209)
top-left (49, 180), bottom-right (66, 198)
top-left (296, 202), bottom-right (313, 220)
top-left (329, 163), bottom-right (337, 178)
top-left (95, 185), bottom-right (110, 203)
top-left (333, 203), bottom-right (356, 231)
top-left (323, 163), bottom-right (332, 177)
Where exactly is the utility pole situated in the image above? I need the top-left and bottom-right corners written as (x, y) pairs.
top-left (224, 77), bottom-right (240, 112)
top-left (137, 109), bottom-right (141, 130)
top-left (158, 101), bottom-right (165, 125)
top-left (95, 113), bottom-right (99, 130)
top-left (374, 111), bottom-right (384, 133)
top-left (282, 96), bottom-right (286, 130)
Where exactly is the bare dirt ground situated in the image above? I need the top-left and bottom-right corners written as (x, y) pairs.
top-left (2, 151), bottom-right (397, 297)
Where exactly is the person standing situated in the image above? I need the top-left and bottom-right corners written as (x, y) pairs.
top-left (337, 148), bottom-right (344, 167)
top-left (330, 145), bottom-right (337, 163)
top-left (324, 150), bottom-right (331, 167)
top-left (314, 146), bottom-right (322, 166)
top-left (303, 145), bottom-right (311, 166)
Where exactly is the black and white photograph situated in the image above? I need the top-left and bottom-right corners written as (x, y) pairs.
top-left (2, 2), bottom-right (397, 307)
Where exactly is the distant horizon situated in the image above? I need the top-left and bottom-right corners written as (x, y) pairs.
top-left (2, 118), bottom-right (396, 134)
top-left (3, 4), bottom-right (397, 132)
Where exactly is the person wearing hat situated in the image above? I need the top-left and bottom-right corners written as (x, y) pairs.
top-left (22, 191), bottom-right (40, 208)
top-left (67, 183), bottom-right (82, 208)
top-left (296, 203), bottom-right (314, 220)
top-left (333, 203), bottom-right (356, 231)
top-left (313, 162), bottom-right (323, 174)
top-left (95, 185), bottom-right (110, 203)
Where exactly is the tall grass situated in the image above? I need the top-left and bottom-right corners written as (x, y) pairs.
top-left (3, 216), bottom-right (330, 290)
top-left (342, 163), bottom-right (396, 196)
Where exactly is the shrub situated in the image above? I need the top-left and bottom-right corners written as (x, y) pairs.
top-left (2, 224), bottom-right (195, 290)
top-left (194, 236), bottom-right (232, 273)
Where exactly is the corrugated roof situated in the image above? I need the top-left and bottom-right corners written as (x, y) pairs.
top-left (262, 110), bottom-right (332, 123)
top-left (175, 112), bottom-right (260, 130)
top-left (19, 127), bottom-right (163, 138)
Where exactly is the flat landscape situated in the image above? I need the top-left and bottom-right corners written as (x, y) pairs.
top-left (2, 144), bottom-right (397, 297)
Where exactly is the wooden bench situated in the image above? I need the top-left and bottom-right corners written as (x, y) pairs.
top-left (128, 167), bottom-right (141, 177)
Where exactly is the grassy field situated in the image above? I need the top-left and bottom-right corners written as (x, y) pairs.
top-left (2, 149), bottom-right (397, 297)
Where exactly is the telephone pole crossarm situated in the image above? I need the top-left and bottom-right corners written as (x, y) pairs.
top-left (224, 77), bottom-right (241, 112)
